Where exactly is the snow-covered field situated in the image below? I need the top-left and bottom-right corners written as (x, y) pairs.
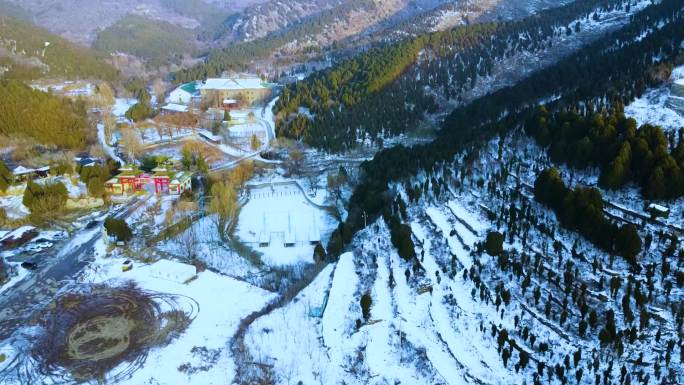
top-left (243, 205), bottom-right (520, 385)
top-left (236, 182), bottom-right (336, 266)
top-left (624, 64), bottom-right (684, 131)
top-left (79, 241), bottom-right (277, 385)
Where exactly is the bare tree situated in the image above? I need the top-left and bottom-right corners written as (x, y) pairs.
top-left (152, 78), bottom-right (166, 106)
top-left (286, 149), bottom-right (304, 176)
top-left (120, 126), bottom-right (143, 162)
top-left (102, 113), bottom-right (117, 145)
top-left (179, 220), bottom-right (199, 262)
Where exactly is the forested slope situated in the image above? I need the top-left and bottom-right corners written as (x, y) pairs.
top-left (0, 14), bottom-right (117, 81)
top-left (274, 0), bottom-right (646, 152)
top-left (0, 80), bottom-right (89, 149)
top-left (325, 0), bottom-right (684, 253)
top-left (93, 15), bottom-right (197, 67)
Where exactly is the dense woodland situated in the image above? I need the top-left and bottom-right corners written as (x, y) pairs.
top-left (0, 80), bottom-right (89, 149)
top-left (325, 0), bottom-right (684, 256)
top-left (527, 107), bottom-right (684, 200)
top-left (534, 168), bottom-right (642, 265)
top-left (0, 14), bottom-right (117, 81)
top-left (311, 2), bottom-right (684, 383)
top-left (274, 0), bottom-right (644, 152)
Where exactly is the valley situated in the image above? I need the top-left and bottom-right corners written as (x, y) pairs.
top-left (0, 0), bottom-right (682, 384)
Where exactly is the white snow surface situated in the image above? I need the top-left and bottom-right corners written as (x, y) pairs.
top-left (624, 64), bottom-right (684, 131)
top-left (236, 182), bottom-right (336, 266)
top-left (112, 98), bottom-right (138, 117)
top-left (81, 243), bottom-right (277, 385)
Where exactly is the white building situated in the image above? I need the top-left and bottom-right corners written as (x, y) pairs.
top-left (167, 82), bottom-right (201, 105)
top-left (199, 76), bottom-right (272, 106)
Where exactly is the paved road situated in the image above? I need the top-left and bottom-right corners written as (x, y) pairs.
top-left (0, 196), bottom-right (147, 341)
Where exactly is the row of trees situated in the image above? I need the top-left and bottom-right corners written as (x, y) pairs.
top-left (527, 107), bottom-right (684, 200)
top-left (533, 168), bottom-right (642, 265)
top-left (78, 161), bottom-right (119, 198)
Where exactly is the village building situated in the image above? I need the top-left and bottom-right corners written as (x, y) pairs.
top-left (11, 165), bottom-right (50, 183)
top-left (647, 203), bottom-right (670, 219)
top-left (167, 82), bottom-right (201, 105)
top-left (151, 167), bottom-right (192, 195)
top-left (223, 99), bottom-right (239, 110)
top-left (74, 154), bottom-right (101, 168)
top-left (105, 165), bottom-right (192, 195)
top-left (199, 76), bottom-right (272, 107)
top-left (105, 166), bottom-right (150, 195)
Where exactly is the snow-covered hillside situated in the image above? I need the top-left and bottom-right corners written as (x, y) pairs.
top-left (625, 65), bottom-right (684, 131)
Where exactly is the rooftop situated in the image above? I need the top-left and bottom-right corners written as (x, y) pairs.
top-left (200, 77), bottom-right (267, 91)
top-left (162, 103), bottom-right (189, 113)
top-left (180, 82), bottom-right (200, 95)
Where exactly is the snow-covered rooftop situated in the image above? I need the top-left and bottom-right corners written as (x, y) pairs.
top-left (198, 129), bottom-right (222, 142)
top-left (1, 226), bottom-right (37, 242)
top-left (648, 203), bottom-right (669, 212)
top-left (200, 77), bottom-right (267, 91)
top-left (161, 103), bottom-right (189, 113)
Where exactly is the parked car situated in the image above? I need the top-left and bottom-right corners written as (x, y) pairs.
top-left (25, 241), bottom-right (53, 254)
top-left (20, 261), bottom-right (39, 270)
top-left (122, 260), bottom-right (133, 272)
top-left (86, 220), bottom-right (100, 230)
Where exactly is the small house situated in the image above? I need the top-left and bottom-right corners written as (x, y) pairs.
top-left (11, 165), bottom-right (50, 182)
top-left (169, 172), bottom-right (192, 195)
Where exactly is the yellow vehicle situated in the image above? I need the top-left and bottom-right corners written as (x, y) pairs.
top-left (122, 260), bottom-right (133, 272)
